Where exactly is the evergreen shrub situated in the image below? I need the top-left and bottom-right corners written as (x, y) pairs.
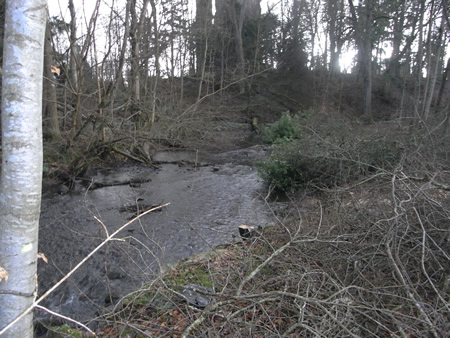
top-left (258, 114), bottom-right (403, 192)
top-left (262, 111), bottom-right (301, 144)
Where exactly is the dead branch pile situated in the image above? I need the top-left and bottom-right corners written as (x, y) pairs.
top-left (100, 163), bottom-right (448, 337)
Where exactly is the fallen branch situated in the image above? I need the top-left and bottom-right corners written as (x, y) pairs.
top-left (236, 219), bottom-right (302, 296)
top-left (385, 234), bottom-right (440, 338)
top-left (235, 240), bottom-right (292, 296)
top-left (111, 146), bottom-right (146, 164)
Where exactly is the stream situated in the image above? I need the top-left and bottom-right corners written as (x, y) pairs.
top-left (37, 146), bottom-right (276, 325)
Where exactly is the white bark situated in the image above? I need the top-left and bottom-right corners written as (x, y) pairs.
top-left (0, 0), bottom-right (46, 336)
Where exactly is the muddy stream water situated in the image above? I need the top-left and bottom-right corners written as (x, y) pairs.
top-left (37, 146), bottom-right (277, 325)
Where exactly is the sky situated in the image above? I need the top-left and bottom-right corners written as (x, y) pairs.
top-left (48, 0), bottom-right (280, 18)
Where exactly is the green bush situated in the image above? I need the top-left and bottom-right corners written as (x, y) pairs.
top-left (258, 139), bottom-right (355, 191)
top-left (258, 116), bottom-right (403, 192)
top-left (262, 111), bottom-right (301, 143)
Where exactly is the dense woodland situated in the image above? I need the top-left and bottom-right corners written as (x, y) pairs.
top-left (1, 0), bottom-right (449, 144)
top-left (0, 0), bottom-right (449, 336)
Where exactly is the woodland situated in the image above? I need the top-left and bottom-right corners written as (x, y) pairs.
top-left (0, 0), bottom-right (449, 336)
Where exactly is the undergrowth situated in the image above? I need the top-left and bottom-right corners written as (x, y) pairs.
top-left (98, 159), bottom-right (448, 336)
top-left (258, 112), bottom-right (403, 191)
top-left (94, 116), bottom-right (448, 337)
top-left (38, 114), bottom-right (449, 337)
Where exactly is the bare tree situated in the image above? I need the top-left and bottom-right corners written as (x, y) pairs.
top-left (194, 0), bottom-right (213, 75)
top-left (0, 0), bottom-right (46, 336)
top-left (348, 0), bottom-right (373, 120)
top-left (215, 0), bottom-right (261, 91)
top-left (421, 6), bottom-right (446, 119)
top-left (43, 19), bottom-right (61, 139)
top-left (436, 57), bottom-right (450, 110)
top-left (148, 0), bottom-right (160, 126)
top-left (327, 0), bottom-right (346, 75)
top-left (129, 0), bottom-right (150, 104)
top-left (67, 0), bottom-right (101, 140)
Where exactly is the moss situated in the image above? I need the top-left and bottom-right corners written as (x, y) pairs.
top-left (47, 324), bottom-right (87, 337)
top-left (164, 262), bottom-right (212, 288)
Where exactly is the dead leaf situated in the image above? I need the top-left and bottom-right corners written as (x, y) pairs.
top-left (37, 252), bottom-right (48, 263)
top-left (50, 65), bottom-right (60, 76)
top-left (0, 265), bottom-right (8, 282)
top-left (102, 326), bottom-right (113, 334)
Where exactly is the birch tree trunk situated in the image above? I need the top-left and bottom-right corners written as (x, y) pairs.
top-left (0, 0), bottom-right (46, 336)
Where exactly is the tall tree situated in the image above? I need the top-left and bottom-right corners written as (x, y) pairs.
top-left (277, 0), bottom-right (308, 73)
top-left (385, 0), bottom-right (407, 78)
top-left (43, 20), bottom-right (61, 139)
top-left (0, 0), bottom-right (46, 336)
top-left (67, 0), bottom-right (78, 93)
top-left (421, 3), bottom-right (446, 119)
top-left (129, 0), bottom-right (150, 104)
top-left (349, 0), bottom-right (374, 120)
top-left (327, 0), bottom-right (346, 75)
top-left (194, 0), bottom-right (213, 75)
top-left (410, 0), bottom-right (425, 117)
top-left (305, 0), bottom-right (321, 69)
top-left (67, 0), bottom-right (100, 140)
top-left (148, 0), bottom-right (160, 125)
top-left (215, 0), bottom-right (261, 90)
top-left (436, 57), bottom-right (450, 110)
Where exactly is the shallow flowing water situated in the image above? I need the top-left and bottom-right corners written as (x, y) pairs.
top-left (37, 146), bottom-right (275, 324)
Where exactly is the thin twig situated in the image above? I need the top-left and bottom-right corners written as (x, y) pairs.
top-left (34, 305), bottom-right (95, 336)
top-left (235, 240), bottom-right (292, 296)
top-left (385, 234), bottom-right (439, 338)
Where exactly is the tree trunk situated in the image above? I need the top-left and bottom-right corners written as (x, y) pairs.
top-left (386, 0), bottom-right (406, 78)
top-left (148, 0), bottom-right (159, 126)
top-left (43, 20), bottom-right (61, 139)
top-left (195, 0), bottom-right (212, 75)
top-left (348, 0), bottom-right (373, 120)
top-left (421, 14), bottom-right (445, 119)
top-left (291, 0), bottom-right (303, 68)
top-left (68, 0), bottom-right (78, 92)
top-left (67, 0), bottom-right (100, 141)
top-left (0, 0), bottom-right (46, 336)
top-left (362, 0), bottom-right (373, 120)
top-left (328, 0), bottom-right (340, 74)
top-left (104, 0), bottom-right (130, 101)
top-left (414, 0), bottom-right (426, 117)
top-left (68, 0), bottom-right (81, 139)
top-left (227, 0), bottom-right (247, 92)
top-left (436, 57), bottom-right (450, 110)
top-left (129, 0), bottom-right (149, 104)
top-left (329, 0), bottom-right (346, 76)
top-left (215, 0), bottom-right (260, 91)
